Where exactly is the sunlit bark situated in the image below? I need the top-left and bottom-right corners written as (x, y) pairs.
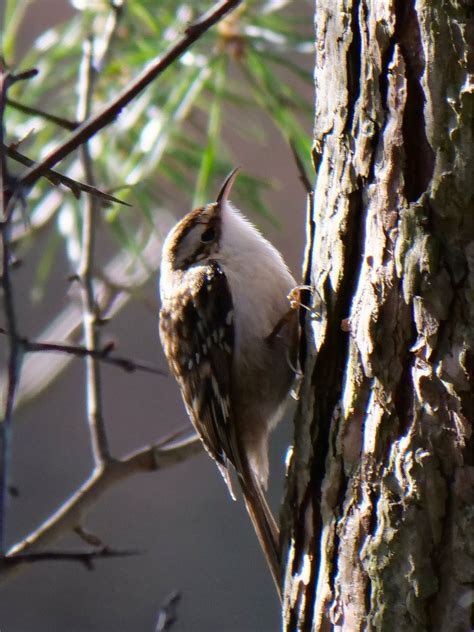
top-left (282, 3), bottom-right (473, 631)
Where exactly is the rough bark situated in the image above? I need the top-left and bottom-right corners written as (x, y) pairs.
top-left (281, 2), bottom-right (473, 631)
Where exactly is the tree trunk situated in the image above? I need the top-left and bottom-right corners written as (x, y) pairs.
top-left (281, 2), bottom-right (473, 631)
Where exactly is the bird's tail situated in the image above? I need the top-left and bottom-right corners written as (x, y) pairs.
top-left (239, 465), bottom-right (282, 602)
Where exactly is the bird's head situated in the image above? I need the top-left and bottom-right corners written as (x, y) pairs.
top-left (164, 167), bottom-right (240, 271)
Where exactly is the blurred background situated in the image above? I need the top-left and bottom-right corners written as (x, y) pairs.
top-left (0, 1), bottom-right (313, 630)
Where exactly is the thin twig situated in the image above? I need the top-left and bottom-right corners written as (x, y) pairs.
top-left (155, 591), bottom-right (182, 632)
top-left (16, 0), bottom-right (241, 191)
top-left (9, 68), bottom-right (38, 84)
top-left (5, 144), bottom-right (129, 205)
top-left (77, 38), bottom-right (110, 466)
top-left (0, 330), bottom-right (167, 376)
top-left (289, 139), bottom-right (312, 195)
top-left (2, 433), bottom-right (202, 584)
top-left (0, 63), bottom-right (22, 555)
top-left (94, 0), bottom-right (124, 72)
top-left (24, 339), bottom-right (167, 376)
top-left (1, 548), bottom-right (141, 570)
top-left (6, 97), bottom-right (79, 130)
top-left (73, 524), bottom-right (105, 547)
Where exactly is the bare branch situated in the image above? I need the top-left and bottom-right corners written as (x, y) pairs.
top-left (1, 548), bottom-right (141, 571)
top-left (7, 68), bottom-right (38, 84)
top-left (0, 63), bottom-right (22, 555)
top-left (5, 144), bottom-right (130, 206)
top-left (73, 525), bottom-right (105, 548)
top-left (2, 433), bottom-right (202, 584)
top-left (5, 98), bottom-right (79, 130)
top-left (289, 139), bottom-right (312, 195)
top-left (16, 0), bottom-right (241, 191)
top-left (24, 338), bottom-right (167, 376)
top-left (76, 37), bottom-right (110, 465)
top-left (155, 592), bottom-right (182, 632)
top-left (0, 330), bottom-right (167, 376)
top-left (94, 0), bottom-right (124, 72)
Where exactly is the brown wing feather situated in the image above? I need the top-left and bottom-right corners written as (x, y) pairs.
top-left (159, 261), bottom-right (238, 493)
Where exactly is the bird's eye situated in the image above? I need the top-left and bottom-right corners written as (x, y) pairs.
top-left (201, 227), bottom-right (216, 243)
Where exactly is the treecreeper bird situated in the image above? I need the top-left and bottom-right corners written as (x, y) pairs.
top-left (159, 167), bottom-right (298, 600)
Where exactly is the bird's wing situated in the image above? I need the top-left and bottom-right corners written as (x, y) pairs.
top-left (159, 260), bottom-right (239, 496)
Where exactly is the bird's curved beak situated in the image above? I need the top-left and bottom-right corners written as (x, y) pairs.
top-left (216, 166), bottom-right (241, 207)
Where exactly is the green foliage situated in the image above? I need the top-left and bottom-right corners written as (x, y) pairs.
top-left (3, 0), bottom-right (313, 282)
